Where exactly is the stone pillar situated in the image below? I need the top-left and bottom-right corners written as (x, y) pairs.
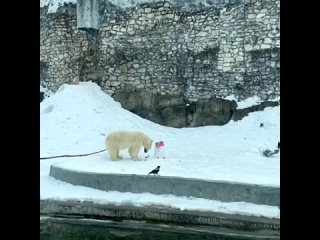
top-left (77, 0), bottom-right (100, 32)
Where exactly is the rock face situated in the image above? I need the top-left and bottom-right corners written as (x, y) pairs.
top-left (113, 88), bottom-right (237, 127)
top-left (232, 101), bottom-right (279, 122)
top-left (113, 87), bottom-right (278, 127)
top-left (40, 0), bottom-right (280, 127)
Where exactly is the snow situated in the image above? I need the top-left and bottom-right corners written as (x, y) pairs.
top-left (224, 94), bottom-right (279, 109)
top-left (41, 0), bottom-right (76, 13)
top-left (40, 84), bottom-right (54, 99)
top-left (41, 0), bottom-right (216, 13)
top-left (40, 0), bottom-right (49, 8)
top-left (236, 96), bottom-right (262, 109)
top-left (40, 81), bottom-right (280, 219)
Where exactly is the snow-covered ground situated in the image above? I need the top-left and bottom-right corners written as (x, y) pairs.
top-left (40, 81), bottom-right (280, 219)
top-left (224, 94), bottom-right (280, 109)
top-left (41, 0), bottom-right (76, 13)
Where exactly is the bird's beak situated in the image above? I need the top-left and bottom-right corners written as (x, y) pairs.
top-left (144, 148), bottom-right (148, 153)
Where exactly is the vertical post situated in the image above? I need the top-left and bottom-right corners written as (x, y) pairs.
top-left (77, 0), bottom-right (100, 32)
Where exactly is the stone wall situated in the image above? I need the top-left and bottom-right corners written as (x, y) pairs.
top-left (40, 0), bottom-right (280, 127)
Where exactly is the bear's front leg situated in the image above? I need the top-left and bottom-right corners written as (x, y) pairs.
top-left (109, 149), bottom-right (120, 161)
top-left (116, 150), bottom-right (122, 160)
top-left (128, 146), bottom-right (134, 159)
top-left (130, 146), bottom-right (140, 161)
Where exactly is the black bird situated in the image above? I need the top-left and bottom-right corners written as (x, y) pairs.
top-left (263, 149), bottom-right (279, 157)
top-left (148, 166), bottom-right (160, 175)
top-left (260, 123), bottom-right (264, 127)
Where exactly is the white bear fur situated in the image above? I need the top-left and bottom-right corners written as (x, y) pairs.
top-left (106, 131), bottom-right (153, 161)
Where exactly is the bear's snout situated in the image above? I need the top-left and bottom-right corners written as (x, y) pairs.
top-left (144, 148), bottom-right (148, 153)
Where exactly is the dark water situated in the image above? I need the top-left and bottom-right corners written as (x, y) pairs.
top-left (40, 217), bottom-right (279, 240)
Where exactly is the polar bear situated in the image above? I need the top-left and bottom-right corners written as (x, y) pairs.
top-left (106, 131), bottom-right (153, 161)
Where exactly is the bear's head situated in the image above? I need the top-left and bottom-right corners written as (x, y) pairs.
top-left (143, 135), bottom-right (153, 153)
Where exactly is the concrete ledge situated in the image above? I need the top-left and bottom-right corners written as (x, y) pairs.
top-left (41, 216), bottom-right (280, 240)
top-left (40, 199), bottom-right (280, 232)
top-left (50, 165), bottom-right (280, 206)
